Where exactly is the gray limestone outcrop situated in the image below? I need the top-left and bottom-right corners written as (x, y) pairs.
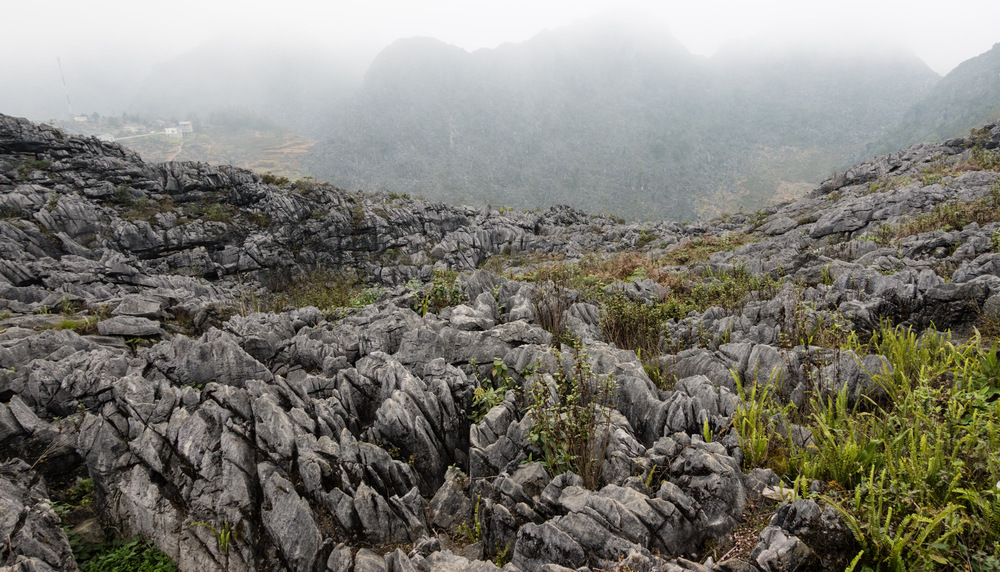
top-left (2, 114), bottom-right (998, 571)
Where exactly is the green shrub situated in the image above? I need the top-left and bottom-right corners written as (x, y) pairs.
top-left (271, 267), bottom-right (369, 315)
top-left (526, 345), bottom-right (617, 490)
top-left (600, 292), bottom-right (683, 357)
top-left (414, 270), bottom-right (465, 315)
top-left (470, 358), bottom-right (517, 422)
top-left (688, 265), bottom-right (782, 313)
top-left (635, 230), bottom-right (657, 248)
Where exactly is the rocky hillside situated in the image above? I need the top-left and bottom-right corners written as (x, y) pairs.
top-left (2, 113), bottom-right (1000, 571)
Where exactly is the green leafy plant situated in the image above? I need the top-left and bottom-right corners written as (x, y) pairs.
top-left (79, 536), bottom-right (176, 572)
top-left (788, 324), bottom-right (1000, 570)
top-left (457, 495), bottom-right (482, 543)
top-left (414, 269), bottom-right (465, 316)
top-left (190, 521), bottom-right (232, 554)
top-left (470, 358), bottom-right (517, 422)
top-left (526, 345), bottom-right (617, 490)
top-left (732, 369), bottom-right (792, 470)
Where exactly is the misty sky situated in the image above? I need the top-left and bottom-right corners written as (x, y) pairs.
top-left (3, 0), bottom-right (998, 120)
top-left (7, 0), bottom-right (998, 72)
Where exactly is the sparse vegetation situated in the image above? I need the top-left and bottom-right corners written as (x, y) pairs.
top-left (266, 267), bottom-right (375, 316)
top-left (260, 172), bottom-right (290, 187)
top-left (184, 200), bottom-right (236, 224)
top-left (469, 358), bottom-right (517, 422)
top-left (599, 291), bottom-right (682, 357)
top-left (532, 280), bottom-right (575, 345)
top-left (660, 233), bottom-right (755, 266)
top-left (862, 181), bottom-right (1000, 246)
top-left (733, 371), bottom-right (792, 471)
top-left (735, 323), bottom-right (1000, 570)
top-left (635, 229), bottom-right (657, 248)
top-left (16, 159), bottom-right (50, 180)
top-left (414, 269), bottom-right (465, 316)
top-left (77, 536), bottom-right (177, 572)
top-left (122, 197), bottom-right (175, 222)
top-left (527, 345), bottom-right (617, 490)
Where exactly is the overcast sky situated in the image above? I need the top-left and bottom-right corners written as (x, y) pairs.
top-left (3, 0), bottom-right (999, 122)
top-left (5, 0), bottom-right (998, 75)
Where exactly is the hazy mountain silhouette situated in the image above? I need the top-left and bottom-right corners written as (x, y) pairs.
top-left (879, 42), bottom-right (1000, 152)
top-left (303, 18), bottom-right (940, 220)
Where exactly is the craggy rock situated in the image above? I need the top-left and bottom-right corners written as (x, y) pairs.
top-left (750, 500), bottom-right (859, 572)
top-left (2, 114), bottom-right (999, 571)
top-left (0, 460), bottom-right (79, 572)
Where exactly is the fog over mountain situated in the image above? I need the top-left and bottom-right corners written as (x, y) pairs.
top-left (128, 37), bottom-right (367, 138)
top-left (882, 42), bottom-right (1000, 152)
top-left (3, 4), bottom-right (998, 220)
top-left (303, 19), bottom-right (940, 219)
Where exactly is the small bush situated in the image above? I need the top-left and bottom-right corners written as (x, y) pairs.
top-left (688, 265), bottom-right (782, 313)
top-left (260, 172), bottom-right (289, 187)
top-left (527, 345), bottom-right (617, 490)
top-left (600, 292), bottom-right (681, 357)
top-left (112, 185), bottom-right (134, 206)
top-left (635, 230), bottom-right (657, 248)
top-left (532, 281), bottom-right (574, 345)
top-left (470, 358), bottom-right (517, 422)
top-left (414, 270), bottom-right (465, 315)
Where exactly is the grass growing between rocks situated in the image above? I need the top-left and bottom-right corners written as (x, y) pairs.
top-left (659, 233), bottom-right (755, 266)
top-left (736, 323), bottom-right (1000, 570)
top-left (520, 252), bottom-right (786, 385)
top-left (894, 180), bottom-right (1000, 239)
top-left (240, 267), bottom-right (381, 318)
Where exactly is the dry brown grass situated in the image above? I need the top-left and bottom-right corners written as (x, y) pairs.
top-left (660, 234), bottom-right (755, 266)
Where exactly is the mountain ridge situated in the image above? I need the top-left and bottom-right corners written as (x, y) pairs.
top-left (303, 19), bottom-right (941, 220)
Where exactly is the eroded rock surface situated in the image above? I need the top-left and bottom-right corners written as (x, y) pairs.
top-left (2, 114), bottom-right (998, 570)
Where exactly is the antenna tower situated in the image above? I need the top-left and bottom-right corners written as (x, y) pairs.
top-left (57, 57), bottom-right (73, 118)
